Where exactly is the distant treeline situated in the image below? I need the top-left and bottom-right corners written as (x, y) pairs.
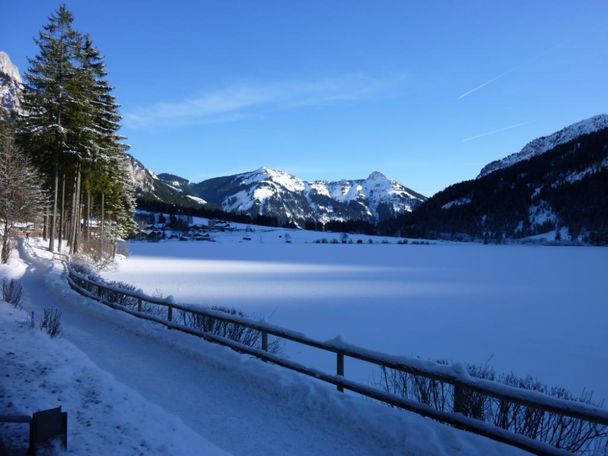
top-left (136, 198), bottom-right (379, 235)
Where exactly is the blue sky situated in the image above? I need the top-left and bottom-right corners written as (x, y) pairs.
top-left (2, 0), bottom-right (607, 196)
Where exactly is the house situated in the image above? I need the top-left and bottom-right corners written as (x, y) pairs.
top-left (146, 230), bottom-right (163, 242)
top-left (193, 233), bottom-right (214, 242)
top-left (208, 219), bottom-right (231, 231)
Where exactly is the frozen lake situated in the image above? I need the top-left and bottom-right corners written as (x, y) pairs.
top-left (104, 238), bottom-right (608, 401)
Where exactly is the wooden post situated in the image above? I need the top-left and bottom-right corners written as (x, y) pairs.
top-left (261, 332), bottom-right (268, 351)
top-left (137, 298), bottom-right (142, 313)
top-left (97, 284), bottom-right (102, 298)
top-left (337, 353), bottom-right (344, 392)
top-left (454, 383), bottom-right (466, 415)
top-left (167, 305), bottom-right (173, 322)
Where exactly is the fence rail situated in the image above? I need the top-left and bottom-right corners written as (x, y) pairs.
top-left (66, 266), bottom-right (608, 456)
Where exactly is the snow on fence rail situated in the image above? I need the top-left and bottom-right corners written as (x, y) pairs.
top-left (65, 266), bottom-right (608, 456)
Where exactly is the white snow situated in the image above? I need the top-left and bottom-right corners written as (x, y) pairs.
top-left (441, 197), bottom-right (472, 210)
top-left (2, 238), bottom-right (528, 455)
top-left (559, 156), bottom-right (608, 185)
top-left (528, 200), bottom-right (557, 226)
top-left (0, 51), bottom-right (22, 84)
top-left (186, 194), bottom-right (206, 205)
top-left (222, 189), bottom-right (253, 212)
top-left (0, 51), bottom-right (23, 116)
top-left (0, 248), bottom-right (227, 456)
top-left (103, 233), bottom-right (608, 404)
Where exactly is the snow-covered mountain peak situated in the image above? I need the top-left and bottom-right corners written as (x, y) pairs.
top-left (478, 114), bottom-right (608, 178)
top-left (0, 51), bottom-right (23, 118)
top-left (193, 167), bottom-right (426, 224)
top-left (367, 171), bottom-right (388, 181)
top-left (0, 51), bottom-right (21, 83)
top-left (242, 167), bottom-right (306, 193)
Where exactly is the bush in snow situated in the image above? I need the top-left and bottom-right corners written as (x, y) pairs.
top-left (40, 307), bottom-right (62, 338)
top-left (179, 307), bottom-right (281, 354)
top-left (2, 278), bottom-right (23, 308)
top-left (377, 362), bottom-right (608, 454)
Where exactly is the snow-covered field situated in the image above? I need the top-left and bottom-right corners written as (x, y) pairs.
top-left (104, 227), bottom-right (608, 403)
top-left (0, 239), bottom-right (527, 455)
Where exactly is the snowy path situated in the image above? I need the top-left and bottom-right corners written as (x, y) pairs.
top-left (13, 240), bottom-right (523, 456)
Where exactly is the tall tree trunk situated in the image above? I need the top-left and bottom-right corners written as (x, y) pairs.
top-left (69, 174), bottom-right (77, 253)
top-left (73, 167), bottom-right (82, 253)
top-left (70, 167), bottom-right (82, 254)
top-left (99, 192), bottom-right (105, 260)
top-left (86, 190), bottom-right (91, 241)
top-left (42, 214), bottom-right (47, 241)
top-left (58, 174), bottom-right (65, 252)
top-left (1, 220), bottom-right (10, 264)
top-left (49, 163), bottom-right (58, 252)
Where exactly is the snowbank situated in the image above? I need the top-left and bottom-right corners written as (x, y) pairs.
top-left (0, 250), bottom-right (228, 455)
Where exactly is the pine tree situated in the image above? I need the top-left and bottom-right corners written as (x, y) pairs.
top-left (19, 4), bottom-right (82, 252)
top-left (19, 5), bottom-right (136, 258)
top-left (74, 36), bottom-right (136, 255)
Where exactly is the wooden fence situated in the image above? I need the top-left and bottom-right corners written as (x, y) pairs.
top-left (66, 266), bottom-right (608, 456)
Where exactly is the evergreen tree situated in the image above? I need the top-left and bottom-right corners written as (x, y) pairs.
top-left (19, 4), bottom-right (136, 258)
top-left (19, 4), bottom-right (82, 252)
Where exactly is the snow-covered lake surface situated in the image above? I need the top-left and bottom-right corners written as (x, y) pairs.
top-left (104, 235), bottom-right (608, 402)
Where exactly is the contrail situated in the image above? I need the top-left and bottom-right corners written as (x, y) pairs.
top-left (457, 40), bottom-right (572, 101)
top-left (462, 121), bottom-right (533, 142)
top-left (457, 69), bottom-right (514, 100)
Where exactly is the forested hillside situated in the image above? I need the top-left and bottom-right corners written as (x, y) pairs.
top-left (383, 127), bottom-right (608, 245)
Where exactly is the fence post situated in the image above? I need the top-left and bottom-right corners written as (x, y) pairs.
top-left (137, 298), bottom-right (142, 313)
top-left (97, 284), bottom-right (102, 299)
top-left (454, 383), bottom-right (466, 415)
top-left (261, 331), bottom-right (268, 351)
top-left (167, 305), bottom-right (173, 322)
top-left (336, 353), bottom-right (344, 392)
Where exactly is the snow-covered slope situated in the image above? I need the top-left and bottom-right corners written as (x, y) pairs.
top-left (478, 114), bottom-right (608, 177)
top-left (126, 154), bottom-right (205, 207)
top-left (0, 51), bottom-right (23, 119)
top-left (127, 154), bottom-right (158, 193)
top-left (193, 167), bottom-right (426, 224)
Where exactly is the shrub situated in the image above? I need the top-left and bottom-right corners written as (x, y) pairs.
top-left (376, 361), bottom-right (608, 453)
top-left (40, 307), bottom-right (62, 337)
top-left (179, 306), bottom-right (281, 353)
top-left (2, 278), bottom-right (23, 308)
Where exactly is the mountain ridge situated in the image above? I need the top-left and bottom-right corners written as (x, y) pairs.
top-left (478, 114), bottom-right (608, 178)
top-left (386, 122), bottom-right (608, 244)
top-left (191, 167), bottom-right (426, 224)
top-left (0, 51), bottom-right (22, 119)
